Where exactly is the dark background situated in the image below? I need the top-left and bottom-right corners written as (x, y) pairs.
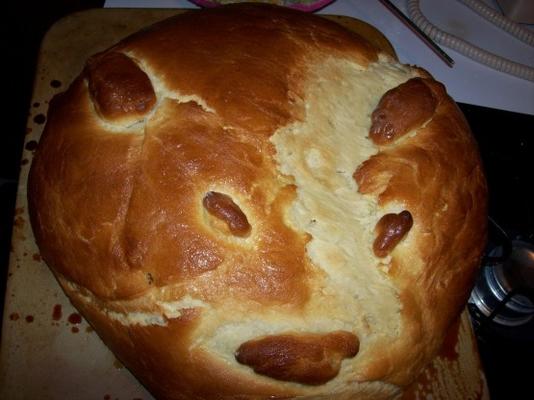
top-left (461, 103), bottom-right (534, 400)
top-left (0, 0), bottom-right (104, 322)
top-left (1, 1), bottom-right (533, 399)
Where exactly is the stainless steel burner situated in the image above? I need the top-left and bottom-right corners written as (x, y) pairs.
top-left (470, 240), bottom-right (534, 327)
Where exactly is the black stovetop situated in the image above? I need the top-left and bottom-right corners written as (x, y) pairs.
top-left (458, 103), bottom-right (534, 400)
top-left (461, 103), bottom-right (534, 242)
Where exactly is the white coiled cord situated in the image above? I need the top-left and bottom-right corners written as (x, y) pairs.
top-left (406, 0), bottom-right (534, 82)
top-left (458, 0), bottom-right (534, 46)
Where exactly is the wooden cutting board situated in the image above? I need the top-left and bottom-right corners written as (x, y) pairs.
top-left (0, 8), bottom-right (489, 400)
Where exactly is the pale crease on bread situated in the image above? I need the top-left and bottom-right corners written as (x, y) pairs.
top-left (28, 4), bottom-right (487, 400)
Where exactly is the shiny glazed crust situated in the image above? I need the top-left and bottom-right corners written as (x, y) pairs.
top-left (28, 4), bottom-right (487, 400)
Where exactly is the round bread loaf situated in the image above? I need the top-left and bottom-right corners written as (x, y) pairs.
top-left (28, 4), bottom-right (487, 400)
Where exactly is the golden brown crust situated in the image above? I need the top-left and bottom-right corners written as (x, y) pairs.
top-left (354, 78), bottom-right (487, 384)
top-left (235, 331), bottom-right (359, 385)
top-left (28, 78), bottom-right (150, 299)
top-left (28, 4), bottom-right (487, 400)
top-left (60, 280), bottom-right (301, 400)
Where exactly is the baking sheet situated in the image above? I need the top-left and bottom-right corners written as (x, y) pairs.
top-left (0, 8), bottom-right (489, 400)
